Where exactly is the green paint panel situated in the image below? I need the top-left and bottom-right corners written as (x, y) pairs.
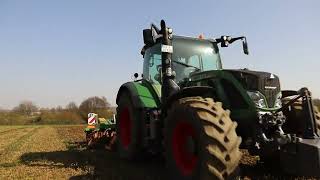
top-left (84, 127), bottom-right (94, 132)
top-left (190, 70), bottom-right (258, 122)
top-left (133, 82), bottom-right (158, 108)
top-left (152, 84), bottom-right (162, 98)
top-left (84, 118), bottom-right (115, 133)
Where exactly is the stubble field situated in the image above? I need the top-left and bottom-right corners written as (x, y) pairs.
top-left (0, 125), bottom-right (315, 180)
top-left (0, 125), bottom-right (165, 180)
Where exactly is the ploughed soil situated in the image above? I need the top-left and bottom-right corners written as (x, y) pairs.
top-left (0, 125), bottom-right (316, 179)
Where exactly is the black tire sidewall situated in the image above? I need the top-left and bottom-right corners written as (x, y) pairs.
top-left (116, 93), bottom-right (144, 159)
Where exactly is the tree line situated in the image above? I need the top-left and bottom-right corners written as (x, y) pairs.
top-left (0, 96), bottom-right (114, 125)
top-left (1, 97), bottom-right (319, 125)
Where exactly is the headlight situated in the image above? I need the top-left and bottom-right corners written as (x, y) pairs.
top-left (274, 92), bottom-right (282, 108)
top-left (247, 91), bottom-right (267, 108)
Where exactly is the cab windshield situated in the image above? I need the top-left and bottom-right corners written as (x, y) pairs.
top-left (143, 37), bottom-right (222, 84)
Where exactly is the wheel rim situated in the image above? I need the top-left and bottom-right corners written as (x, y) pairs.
top-left (119, 107), bottom-right (131, 149)
top-left (172, 121), bottom-right (198, 176)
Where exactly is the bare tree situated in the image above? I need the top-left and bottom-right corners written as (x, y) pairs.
top-left (56, 105), bottom-right (63, 112)
top-left (13, 101), bottom-right (38, 116)
top-left (79, 96), bottom-right (111, 119)
top-left (65, 102), bottom-right (78, 112)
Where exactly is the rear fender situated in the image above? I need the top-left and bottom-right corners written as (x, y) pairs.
top-left (164, 86), bottom-right (215, 110)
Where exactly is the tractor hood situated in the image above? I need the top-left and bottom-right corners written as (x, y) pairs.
top-left (189, 69), bottom-right (281, 108)
top-left (224, 69), bottom-right (281, 108)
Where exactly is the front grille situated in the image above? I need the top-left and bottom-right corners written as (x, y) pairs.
top-left (260, 77), bottom-right (280, 108)
top-left (225, 69), bottom-right (281, 108)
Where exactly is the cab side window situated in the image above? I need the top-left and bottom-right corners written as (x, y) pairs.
top-left (143, 44), bottom-right (161, 84)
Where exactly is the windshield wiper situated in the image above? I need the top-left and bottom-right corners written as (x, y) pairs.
top-left (172, 60), bottom-right (201, 71)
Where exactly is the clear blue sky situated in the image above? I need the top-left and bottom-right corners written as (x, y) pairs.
top-left (0, 0), bottom-right (319, 109)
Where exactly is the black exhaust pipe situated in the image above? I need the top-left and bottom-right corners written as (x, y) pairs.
top-left (160, 20), bottom-right (179, 105)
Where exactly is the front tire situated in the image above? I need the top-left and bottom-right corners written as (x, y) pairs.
top-left (116, 92), bottom-right (144, 159)
top-left (164, 97), bottom-right (242, 180)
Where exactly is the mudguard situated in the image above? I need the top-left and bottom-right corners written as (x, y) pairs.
top-left (116, 81), bottom-right (160, 109)
top-left (163, 86), bottom-right (215, 110)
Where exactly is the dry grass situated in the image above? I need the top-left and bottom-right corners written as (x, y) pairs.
top-left (0, 125), bottom-right (317, 180)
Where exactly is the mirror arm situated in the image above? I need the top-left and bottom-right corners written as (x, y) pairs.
top-left (215, 38), bottom-right (223, 43)
top-left (229, 36), bottom-right (245, 44)
top-left (215, 35), bottom-right (249, 55)
top-left (215, 36), bottom-right (245, 44)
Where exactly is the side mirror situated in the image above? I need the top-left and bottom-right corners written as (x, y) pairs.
top-left (242, 38), bottom-right (249, 55)
top-left (143, 29), bottom-right (153, 45)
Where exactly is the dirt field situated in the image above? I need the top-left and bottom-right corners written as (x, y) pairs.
top-left (0, 125), bottom-right (315, 180)
top-left (0, 125), bottom-right (165, 180)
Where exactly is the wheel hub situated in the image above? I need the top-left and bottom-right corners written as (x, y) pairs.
top-left (172, 121), bottom-right (198, 176)
top-left (119, 107), bottom-right (131, 149)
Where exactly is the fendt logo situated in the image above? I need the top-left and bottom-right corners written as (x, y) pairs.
top-left (88, 113), bottom-right (97, 125)
top-left (270, 73), bottom-right (275, 79)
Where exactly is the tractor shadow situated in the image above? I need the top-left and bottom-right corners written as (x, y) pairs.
top-left (20, 141), bottom-right (166, 180)
top-left (19, 142), bottom-right (303, 180)
top-left (238, 151), bottom-right (310, 180)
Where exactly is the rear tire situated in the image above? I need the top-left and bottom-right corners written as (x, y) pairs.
top-left (116, 92), bottom-right (144, 159)
top-left (164, 97), bottom-right (242, 180)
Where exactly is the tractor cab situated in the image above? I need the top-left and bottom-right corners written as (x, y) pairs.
top-left (142, 36), bottom-right (222, 86)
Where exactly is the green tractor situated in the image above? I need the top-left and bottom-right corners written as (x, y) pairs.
top-left (115, 20), bottom-right (320, 179)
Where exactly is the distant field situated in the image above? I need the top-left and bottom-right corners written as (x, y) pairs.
top-left (0, 125), bottom-right (315, 179)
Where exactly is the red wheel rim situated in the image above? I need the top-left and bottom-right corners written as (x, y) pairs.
top-left (119, 107), bottom-right (131, 149)
top-left (172, 121), bottom-right (198, 176)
